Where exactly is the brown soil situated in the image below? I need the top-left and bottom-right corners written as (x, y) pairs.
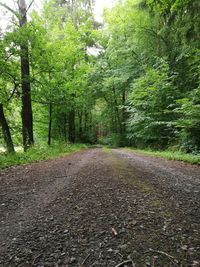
top-left (0, 148), bottom-right (199, 267)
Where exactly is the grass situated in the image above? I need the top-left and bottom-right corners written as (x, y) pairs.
top-left (102, 146), bottom-right (112, 153)
top-left (124, 148), bottom-right (200, 165)
top-left (0, 143), bottom-right (88, 169)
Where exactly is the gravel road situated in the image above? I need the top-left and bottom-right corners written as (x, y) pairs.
top-left (0, 148), bottom-right (199, 267)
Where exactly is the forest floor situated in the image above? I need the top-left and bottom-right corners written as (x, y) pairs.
top-left (0, 148), bottom-right (200, 267)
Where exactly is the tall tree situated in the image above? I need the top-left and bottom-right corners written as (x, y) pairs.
top-left (0, 0), bottom-right (34, 151)
top-left (18, 0), bottom-right (34, 150)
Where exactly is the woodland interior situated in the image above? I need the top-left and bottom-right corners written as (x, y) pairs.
top-left (0, 1), bottom-right (200, 267)
top-left (0, 0), bottom-right (199, 154)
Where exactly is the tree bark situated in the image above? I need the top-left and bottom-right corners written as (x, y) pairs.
top-left (48, 103), bottom-right (52, 145)
top-left (0, 103), bottom-right (15, 153)
top-left (62, 112), bottom-right (67, 141)
top-left (84, 111), bottom-right (88, 133)
top-left (112, 86), bottom-right (123, 135)
top-left (122, 88), bottom-right (127, 134)
top-left (78, 111), bottom-right (83, 141)
top-left (68, 109), bottom-right (75, 143)
top-left (18, 0), bottom-right (34, 151)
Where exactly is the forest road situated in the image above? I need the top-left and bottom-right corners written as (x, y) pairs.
top-left (0, 148), bottom-right (200, 267)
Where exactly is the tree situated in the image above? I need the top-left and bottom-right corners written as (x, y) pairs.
top-left (28, 1), bottom-right (96, 144)
top-left (18, 0), bottom-right (34, 150)
top-left (94, 0), bottom-right (200, 150)
top-left (0, 0), bottom-right (199, 153)
top-left (0, 37), bottom-right (19, 153)
top-left (127, 60), bottom-right (177, 149)
top-left (0, 0), bottom-right (34, 151)
top-left (0, 103), bottom-right (15, 153)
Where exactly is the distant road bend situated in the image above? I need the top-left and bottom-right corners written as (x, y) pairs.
top-left (0, 148), bottom-right (199, 266)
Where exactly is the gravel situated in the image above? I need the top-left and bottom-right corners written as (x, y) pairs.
top-left (0, 148), bottom-right (199, 266)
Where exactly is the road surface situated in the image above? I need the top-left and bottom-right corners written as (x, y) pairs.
top-left (0, 148), bottom-right (199, 266)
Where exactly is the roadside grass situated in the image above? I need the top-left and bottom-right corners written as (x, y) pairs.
top-left (123, 148), bottom-right (200, 165)
top-left (0, 143), bottom-right (88, 169)
top-left (102, 146), bottom-right (112, 153)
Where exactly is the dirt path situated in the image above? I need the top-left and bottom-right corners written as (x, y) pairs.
top-left (0, 148), bottom-right (199, 267)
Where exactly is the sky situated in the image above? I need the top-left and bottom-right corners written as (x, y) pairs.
top-left (0, 0), bottom-right (115, 30)
top-left (94, 0), bottom-right (115, 21)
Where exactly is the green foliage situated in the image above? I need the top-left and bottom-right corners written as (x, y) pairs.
top-left (90, 0), bottom-right (154, 146)
top-left (0, 0), bottom-right (200, 160)
top-left (99, 133), bottom-right (122, 148)
top-left (0, 143), bottom-right (87, 169)
top-left (127, 60), bottom-right (178, 149)
top-left (175, 84), bottom-right (200, 152)
top-left (124, 148), bottom-right (200, 165)
top-left (89, 0), bottom-right (200, 153)
top-left (0, 0), bottom-right (98, 152)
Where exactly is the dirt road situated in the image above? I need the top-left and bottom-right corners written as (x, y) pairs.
top-left (0, 148), bottom-right (199, 267)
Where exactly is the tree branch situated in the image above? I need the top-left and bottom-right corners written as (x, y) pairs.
top-left (0, 2), bottom-right (20, 19)
top-left (24, 0), bottom-right (34, 17)
top-left (0, 16), bottom-right (19, 27)
top-left (115, 260), bottom-right (134, 267)
top-left (140, 26), bottom-right (169, 47)
top-left (32, 97), bottom-right (68, 106)
top-left (7, 81), bottom-right (19, 102)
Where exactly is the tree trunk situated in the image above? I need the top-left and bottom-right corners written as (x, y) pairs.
top-left (18, 0), bottom-right (34, 151)
top-left (84, 111), bottom-right (88, 133)
top-left (122, 88), bottom-right (127, 133)
top-left (62, 112), bottom-right (67, 141)
top-left (68, 109), bottom-right (75, 143)
top-left (120, 89), bottom-right (127, 146)
top-left (78, 111), bottom-right (83, 141)
top-left (0, 103), bottom-right (15, 153)
top-left (112, 86), bottom-right (123, 135)
top-left (48, 103), bottom-right (52, 145)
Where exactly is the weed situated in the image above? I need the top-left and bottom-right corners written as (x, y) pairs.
top-left (0, 143), bottom-right (87, 169)
top-left (123, 148), bottom-right (200, 165)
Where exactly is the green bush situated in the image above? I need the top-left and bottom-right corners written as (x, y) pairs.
top-left (98, 133), bottom-right (122, 147)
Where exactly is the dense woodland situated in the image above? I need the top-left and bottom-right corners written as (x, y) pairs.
top-left (0, 0), bottom-right (200, 153)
